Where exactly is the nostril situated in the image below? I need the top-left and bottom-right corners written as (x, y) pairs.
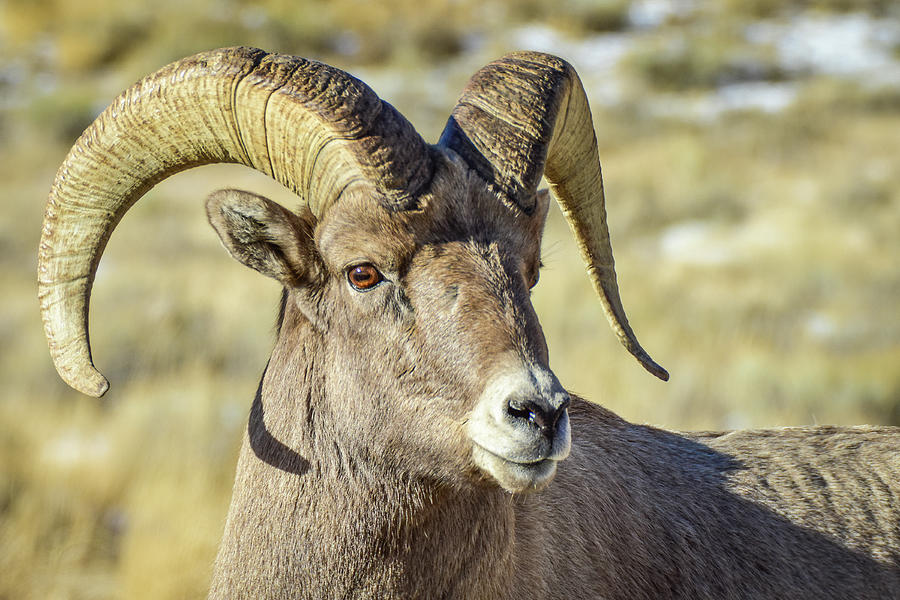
top-left (549, 396), bottom-right (570, 430)
top-left (507, 398), bottom-right (537, 423)
top-left (506, 396), bottom-right (569, 436)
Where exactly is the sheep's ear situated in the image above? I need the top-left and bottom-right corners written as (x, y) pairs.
top-left (205, 189), bottom-right (320, 287)
top-left (535, 188), bottom-right (551, 221)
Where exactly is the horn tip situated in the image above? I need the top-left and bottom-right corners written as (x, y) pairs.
top-left (62, 365), bottom-right (110, 398)
top-left (639, 354), bottom-right (669, 382)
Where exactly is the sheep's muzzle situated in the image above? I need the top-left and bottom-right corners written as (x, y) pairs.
top-left (468, 361), bottom-right (572, 493)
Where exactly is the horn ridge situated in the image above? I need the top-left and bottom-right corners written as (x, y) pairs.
top-left (440, 51), bottom-right (668, 381)
top-left (39, 46), bottom-right (432, 395)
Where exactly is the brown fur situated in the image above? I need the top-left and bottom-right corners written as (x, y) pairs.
top-left (203, 148), bottom-right (900, 598)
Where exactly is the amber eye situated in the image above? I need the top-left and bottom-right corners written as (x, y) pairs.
top-left (347, 264), bottom-right (383, 291)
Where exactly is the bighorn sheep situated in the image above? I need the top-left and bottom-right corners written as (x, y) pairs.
top-left (40, 47), bottom-right (899, 598)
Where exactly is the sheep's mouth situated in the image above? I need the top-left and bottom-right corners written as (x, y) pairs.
top-left (471, 443), bottom-right (560, 493)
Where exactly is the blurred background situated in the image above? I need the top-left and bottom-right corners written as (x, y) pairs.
top-left (2, 0), bottom-right (899, 597)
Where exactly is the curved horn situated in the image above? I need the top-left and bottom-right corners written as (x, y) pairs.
top-left (39, 46), bottom-right (433, 396)
top-left (439, 52), bottom-right (668, 381)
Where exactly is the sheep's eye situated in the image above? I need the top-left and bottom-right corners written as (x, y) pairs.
top-left (347, 264), bottom-right (383, 291)
top-left (528, 261), bottom-right (542, 289)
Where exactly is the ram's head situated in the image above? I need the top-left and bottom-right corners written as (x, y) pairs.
top-left (39, 48), bottom-right (666, 493)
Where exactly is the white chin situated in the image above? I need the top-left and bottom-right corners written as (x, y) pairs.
top-left (472, 445), bottom-right (559, 493)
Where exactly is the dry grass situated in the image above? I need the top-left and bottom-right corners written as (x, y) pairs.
top-left (2, 1), bottom-right (899, 597)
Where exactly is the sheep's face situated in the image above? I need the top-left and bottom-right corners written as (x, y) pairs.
top-left (207, 151), bottom-right (571, 493)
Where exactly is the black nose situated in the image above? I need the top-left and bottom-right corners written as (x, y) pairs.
top-left (506, 395), bottom-right (570, 437)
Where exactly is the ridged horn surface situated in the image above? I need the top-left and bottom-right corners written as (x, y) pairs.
top-left (439, 52), bottom-right (668, 381)
top-left (39, 46), bottom-right (433, 396)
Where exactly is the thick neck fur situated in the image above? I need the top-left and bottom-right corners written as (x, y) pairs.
top-left (209, 301), bottom-right (521, 599)
top-left (209, 303), bottom-right (900, 599)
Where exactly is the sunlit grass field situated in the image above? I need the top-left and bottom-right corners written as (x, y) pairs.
top-left (2, 0), bottom-right (899, 597)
